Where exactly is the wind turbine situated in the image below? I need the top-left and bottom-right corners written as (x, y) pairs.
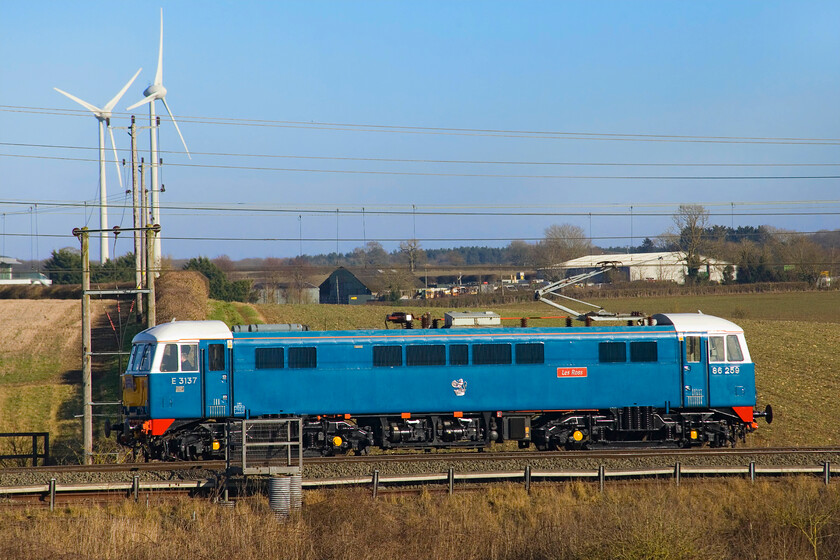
top-left (127, 8), bottom-right (191, 269)
top-left (55, 68), bottom-right (142, 263)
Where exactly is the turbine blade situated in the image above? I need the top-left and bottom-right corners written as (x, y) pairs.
top-left (126, 93), bottom-right (156, 112)
top-left (54, 87), bottom-right (102, 115)
top-left (108, 125), bottom-right (124, 191)
top-left (154, 9), bottom-right (164, 85)
top-left (104, 68), bottom-right (142, 112)
top-left (161, 97), bottom-right (191, 159)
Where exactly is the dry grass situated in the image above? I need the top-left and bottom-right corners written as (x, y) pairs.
top-left (1, 478), bottom-right (838, 560)
top-left (155, 271), bottom-right (209, 323)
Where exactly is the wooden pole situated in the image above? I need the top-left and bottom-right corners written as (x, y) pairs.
top-left (131, 118), bottom-right (143, 321)
top-left (140, 159), bottom-right (147, 289)
top-left (146, 225), bottom-right (157, 328)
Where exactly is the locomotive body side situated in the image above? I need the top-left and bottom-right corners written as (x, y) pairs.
top-left (117, 313), bottom-right (767, 458)
top-left (229, 325), bottom-right (684, 416)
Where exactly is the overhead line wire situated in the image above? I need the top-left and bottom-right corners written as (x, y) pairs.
top-left (4, 104), bottom-right (840, 145)
top-left (3, 141), bottom-right (840, 168)
top-left (3, 153), bottom-right (840, 180)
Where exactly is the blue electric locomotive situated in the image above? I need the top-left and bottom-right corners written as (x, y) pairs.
top-left (116, 313), bottom-right (771, 459)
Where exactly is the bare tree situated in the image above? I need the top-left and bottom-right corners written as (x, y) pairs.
top-left (288, 256), bottom-right (312, 304)
top-left (364, 241), bottom-right (389, 268)
top-left (672, 204), bottom-right (711, 283)
top-left (261, 257), bottom-right (285, 303)
top-left (212, 254), bottom-right (236, 276)
top-left (776, 232), bottom-right (825, 284)
top-left (399, 239), bottom-right (425, 272)
top-left (507, 240), bottom-right (534, 267)
top-left (537, 224), bottom-right (591, 278)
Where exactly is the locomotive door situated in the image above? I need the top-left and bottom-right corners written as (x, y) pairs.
top-left (201, 340), bottom-right (230, 417)
top-left (681, 336), bottom-right (709, 407)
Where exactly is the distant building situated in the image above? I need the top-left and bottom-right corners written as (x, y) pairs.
top-left (554, 252), bottom-right (735, 285)
top-left (253, 282), bottom-right (319, 304)
top-left (319, 267), bottom-right (424, 304)
top-left (0, 256), bottom-right (52, 286)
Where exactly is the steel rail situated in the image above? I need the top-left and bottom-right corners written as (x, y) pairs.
top-left (2, 446), bottom-right (839, 474)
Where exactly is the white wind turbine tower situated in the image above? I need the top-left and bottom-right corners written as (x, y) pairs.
top-left (55, 69), bottom-right (142, 263)
top-left (127, 9), bottom-right (191, 269)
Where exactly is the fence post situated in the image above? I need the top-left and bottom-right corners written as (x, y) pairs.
top-left (448, 467), bottom-right (455, 495)
top-left (825, 462), bottom-right (831, 486)
top-left (31, 434), bottom-right (38, 467)
top-left (524, 465), bottom-right (532, 494)
top-left (598, 465), bottom-right (605, 493)
top-left (133, 475), bottom-right (140, 501)
top-left (674, 462), bottom-right (681, 486)
top-left (49, 478), bottom-right (56, 511)
top-left (372, 469), bottom-right (379, 499)
top-left (748, 461), bottom-right (756, 483)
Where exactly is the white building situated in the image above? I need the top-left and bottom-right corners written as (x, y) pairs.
top-left (0, 256), bottom-right (52, 286)
top-left (555, 252), bottom-right (735, 285)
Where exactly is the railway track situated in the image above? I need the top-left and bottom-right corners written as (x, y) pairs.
top-left (1, 446), bottom-right (838, 475)
top-left (1, 447), bottom-right (836, 507)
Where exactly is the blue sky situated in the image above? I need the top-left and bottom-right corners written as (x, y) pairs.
top-left (1, 1), bottom-right (839, 261)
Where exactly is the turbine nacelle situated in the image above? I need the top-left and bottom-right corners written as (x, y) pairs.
top-left (143, 83), bottom-right (167, 99)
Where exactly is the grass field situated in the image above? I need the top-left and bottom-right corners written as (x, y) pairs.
top-left (1, 479), bottom-right (838, 559)
top-left (0, 290), bottom-right (836, 462)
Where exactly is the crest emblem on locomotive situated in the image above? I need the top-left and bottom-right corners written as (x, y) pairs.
top-left (451, 378), bottom-right (468, 396)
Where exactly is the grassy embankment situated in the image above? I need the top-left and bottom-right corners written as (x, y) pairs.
top-left (0, 291), bottom-right (836, 462)
top-left (1, 478), bottom-right (839, 559)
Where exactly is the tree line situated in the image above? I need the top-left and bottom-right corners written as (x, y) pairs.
top-left (38, 204), bottom-right (839, 299)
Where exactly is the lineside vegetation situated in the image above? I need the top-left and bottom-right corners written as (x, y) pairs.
top-left (0, 479), bottom-right (838, 559)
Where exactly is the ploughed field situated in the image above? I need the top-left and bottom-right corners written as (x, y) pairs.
top-left (0, 290), bottom-right (837, 462)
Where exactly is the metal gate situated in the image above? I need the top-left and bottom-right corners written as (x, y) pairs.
top-left (225, 418), bottom-right (303, 476)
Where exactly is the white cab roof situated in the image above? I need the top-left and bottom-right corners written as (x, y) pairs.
top-left (653, 313), bottom-right (744, 334)
top-left (132, 320), bottom-right (232, 343)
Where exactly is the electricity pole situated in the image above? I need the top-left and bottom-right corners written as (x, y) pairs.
top-left (131, 117), bottom-right (144, 321)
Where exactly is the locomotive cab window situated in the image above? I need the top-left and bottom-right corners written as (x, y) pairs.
top-left (180, 344), bottom-right (198, 371)
top-left (373, 345), bottom-right (402, 367)
top-left (709, 337), bottom-right (725, 362)
top-left (289, 347), bottom-right (317, 369)
top-left (599, 342), bottom-right (626, 363)
top-left (515, 343), bottom-right (544, 364)
top-left (256, 347), bottom-right (284, 369)
top-left (208, 344), bottom-right (226, 371)
top-left (473, 343), bottom-right (512, 365)
top-left (449, 344), bottom-right (468, 366)
top-left (630, 341), bottom-right (658, 362)
top-left (160, 344), bottom-right (179, 372)
top-left (129, 343), bottom-right (150, 372)
top-left (138, 344), bottom-right (153, 372)
top-left (407, 345), bottom-right (446, 366)
top-left (685, 336), bottom-right (701, 363)
top-left (726, 335), bottom-right (744, 362)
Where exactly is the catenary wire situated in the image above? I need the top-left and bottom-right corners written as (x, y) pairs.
top-left (3, 141), bottom-right (840, 168)
top-left (3, 153), bottom-right (840, 180)
top-left (4, 104), bottom-right (840, 145)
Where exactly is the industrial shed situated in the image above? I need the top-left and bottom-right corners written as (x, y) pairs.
top-left (555, 252), bottom-right (736, 284)
top-left (319, 267), bottom-right (424, 304)
top-left (252, 282), bottom-right (320, 304)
